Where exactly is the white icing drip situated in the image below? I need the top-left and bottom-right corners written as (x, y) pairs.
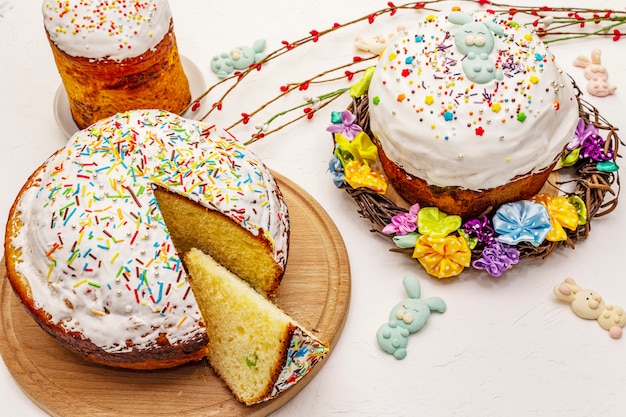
top-left (368, 13), bottom-right (579, 191)
top-left (13, 109), bottom-right (289, 353)
top-left (42, 0), bottom-right (172, 61)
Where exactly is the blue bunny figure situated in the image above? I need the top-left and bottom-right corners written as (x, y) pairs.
top-left (210, 39), bottom-right (267, 79)
top-left (448, 11), bottom-right (504, 84)
top-left (376, 275), bottom-right (446, 360)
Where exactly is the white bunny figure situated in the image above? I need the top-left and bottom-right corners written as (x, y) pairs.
top-left (553, 278), bottom-right (626, 339)
top-left (354, 26), bottom-right (406, 55)
top-left (376, 275), bottom-right (446, 359)
top-left (572, 49), bottom-right (617, 97)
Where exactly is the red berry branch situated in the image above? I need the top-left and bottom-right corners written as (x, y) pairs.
top-left (187, 1), bottom-right (626, 143)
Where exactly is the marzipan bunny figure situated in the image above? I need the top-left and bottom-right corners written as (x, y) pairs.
top-left (572, 49), bottom-right (617, 97)
top-left (553, 278), bottom-right (626, 339)
top-left (377, 275), bottom-right (446, 359)
top-left (448, 11), bottom-right (505, 84)
top-left (210, 39), bottom-right (267, 79)
top-left (354, 26), bottom-right (406, 55)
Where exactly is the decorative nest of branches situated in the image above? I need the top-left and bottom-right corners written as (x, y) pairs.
top-left (339, 87), bottom-right (621, 270)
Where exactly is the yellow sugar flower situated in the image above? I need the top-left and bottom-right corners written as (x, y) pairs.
top-left (412, 234), bottom-right (471, 279)
top-left (334, 131), bottom-right (379, 167)
top-left (530, 194), bottom-right (579, 242)
top-left (343, 161), bottom-right (387, 194)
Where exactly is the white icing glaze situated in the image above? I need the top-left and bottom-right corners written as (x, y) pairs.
top-left (42, 0), bottom-right (172, 61)
top-left (368, 12), bottom-right (579, 191)
top-left (13, 109), bottom-right (289, 353)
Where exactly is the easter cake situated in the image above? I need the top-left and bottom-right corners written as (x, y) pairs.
top-left (4, 109), bottom-right (290, 370)
top-left (366, 10), bottom-right (579, 220)
top-left (329, 9), bottom-right (619, 278)
top-left (43, 0), bottom-right (191, 130)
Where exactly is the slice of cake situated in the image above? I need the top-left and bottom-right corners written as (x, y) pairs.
top-left (184, 248), bottom-right (329, 405)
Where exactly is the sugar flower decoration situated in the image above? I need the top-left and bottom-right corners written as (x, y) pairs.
top-left (349, 66), bottom-right (375, 98)
top-left (343, 160), bottom-right (387, 193)
top-left (492, 201), bottom-right (552, 246)
top-left (334, 131), bottom-right (378, 166)
top-left (382, 203), bottom-right (420, 236)
top-left (568, 118), bottom-right (598, 151)
top-left (412, 234), bottom-right (471, 279)
top-left (568, 195), bottom-right (588, 225)
top-left (328, 155), bottom-right (346, 187)
top-left (472, 241), bottom-right (520, 277)
top-left (393, 232), bottom-right (420, 249)
top-left (327, 110), bottom-right (362, 140)
top-left (417, 207), bottom-right (462, 238)
top-left (530, 194), bottom-right (580, 242)
top-left (461, 215), bottom-right (496, 246)
top-left (565, 118), bottom-right (614, 163)
top-left (561, 148), bottom-right (580, 167)
top-left (579, 132), bottom-right (614, 162)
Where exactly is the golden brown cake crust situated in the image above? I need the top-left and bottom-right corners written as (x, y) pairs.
top-left (48, 21), bottom-right (191, 129)
top-left (377, 143), bottom-right (557, 220)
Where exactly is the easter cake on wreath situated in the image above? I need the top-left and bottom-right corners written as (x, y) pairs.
top-left (328, 9), bottom-right (621, 279)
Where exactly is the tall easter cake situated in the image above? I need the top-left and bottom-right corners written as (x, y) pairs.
top-left (4, 109), bottom-right (290, 370)
top-left (43, 0), bottom-right (191, 130)
top-left (367, 10), bottom-right (579, 219)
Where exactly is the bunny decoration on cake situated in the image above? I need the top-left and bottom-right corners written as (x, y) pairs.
top-left (376, 275), bottom-right (446, 359)
top-left (448, 11), bottom-right (505, 84)
top-left (553, 278), bottom-right (626, 339)
top-left (572, 49), bottom-right (617, 97)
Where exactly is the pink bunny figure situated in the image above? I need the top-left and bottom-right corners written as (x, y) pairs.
top-left (572, 49), bottom-right (617, 97)
top-left (553, 278), bottom-right (626, 339)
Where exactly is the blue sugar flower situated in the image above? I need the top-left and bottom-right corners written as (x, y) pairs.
top-left (328, 155), bottom-right (346, 187)
top-left (493, 201), bottom-right (551, 246)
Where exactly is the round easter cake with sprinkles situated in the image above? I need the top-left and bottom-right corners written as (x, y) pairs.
top-left (367, 9), bottom-right (579, 220)
top-left (4, 109), bottom-right (290, 370)
top-left (328, 10), bottom-right (620, 279)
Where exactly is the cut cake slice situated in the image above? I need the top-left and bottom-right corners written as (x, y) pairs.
top-left (184, 248), bottom-right (329, 405)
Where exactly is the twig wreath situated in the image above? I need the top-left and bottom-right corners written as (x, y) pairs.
top-left (187, 1), bottom-right (623, 278)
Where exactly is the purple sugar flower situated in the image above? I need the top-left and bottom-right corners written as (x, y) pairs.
top-left (472, 241), bottom-right (520, 277)
top-left (461, 215), bottom-right (496, 245)
top-left (568, 118), bottom-right (598, 151)
top-left (580, 133), bottom-right (614, 162)
top-left (327, 110), bottom-right (362, 140)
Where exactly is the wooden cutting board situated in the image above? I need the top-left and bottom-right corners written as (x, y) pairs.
top-left (0, 173), bottom-right (351, 417)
